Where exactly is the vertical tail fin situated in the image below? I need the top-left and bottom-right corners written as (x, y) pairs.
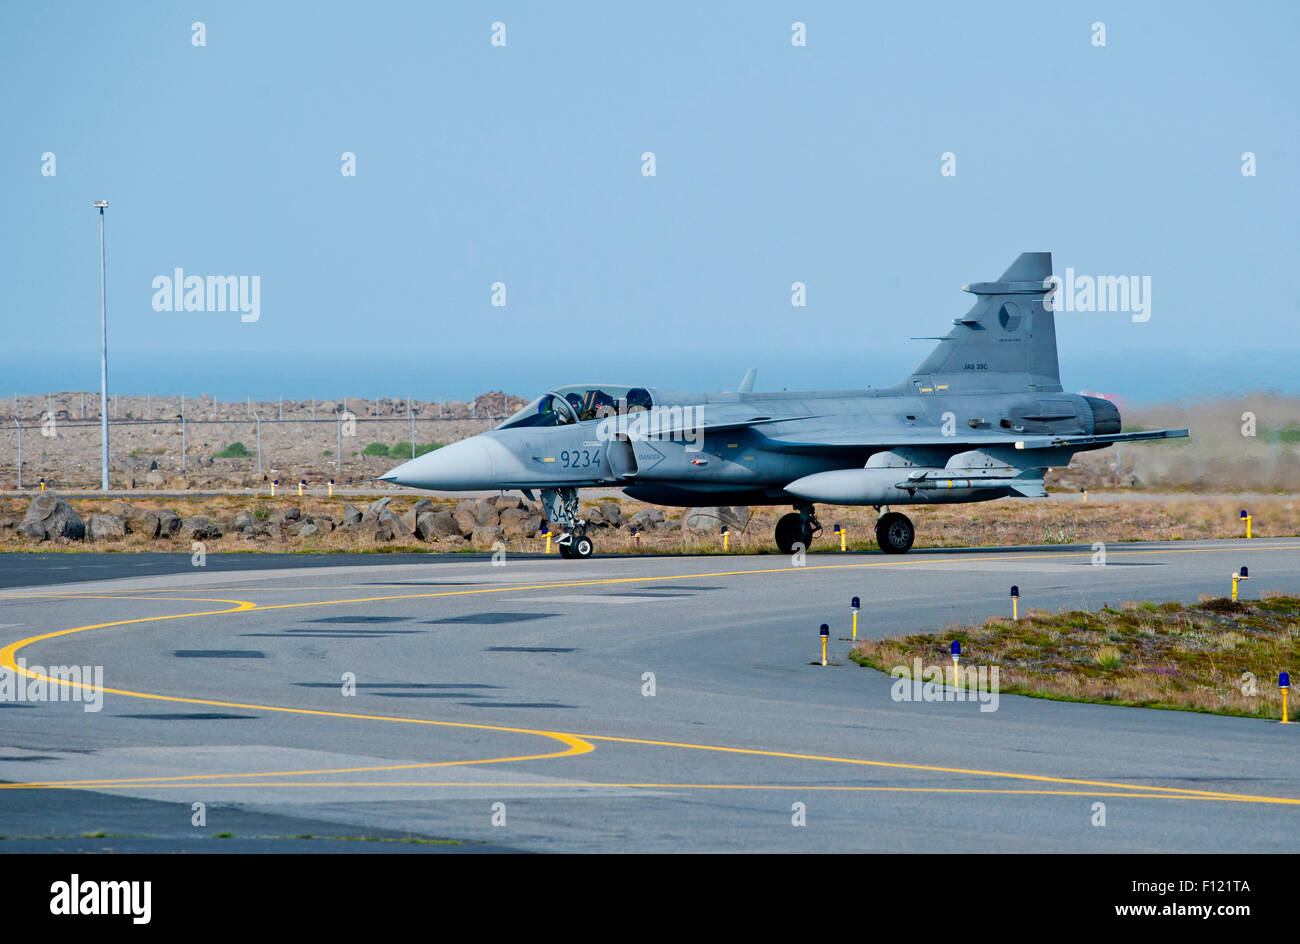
top-left (908, 252), bottom-right (1061, 393)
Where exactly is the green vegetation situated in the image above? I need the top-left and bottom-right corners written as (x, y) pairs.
top-left (214, 442), bottom-right (252, 459)
top-left (1265, 424), bottom-right (1300, 444)
top-left (364, 441), bottom-right (443, 458)
top-left (850, 594), bottom-right (1300, 719)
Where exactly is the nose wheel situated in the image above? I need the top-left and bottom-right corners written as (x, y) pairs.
top-left (558, 532), bottom-right (594, 559)
top-left (543, 486), bottom-right (594, 560)
top-left (875, 511), bottom-right (915, 554)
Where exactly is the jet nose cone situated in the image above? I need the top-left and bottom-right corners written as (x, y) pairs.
top-left (379, 437), bottom-right (498, 491)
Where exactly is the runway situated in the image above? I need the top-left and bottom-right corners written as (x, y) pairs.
top-left (1, 538), bottom-right (1298, 853)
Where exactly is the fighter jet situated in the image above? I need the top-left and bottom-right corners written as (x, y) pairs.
top-left (381, 252), bottom-right (1188, 558)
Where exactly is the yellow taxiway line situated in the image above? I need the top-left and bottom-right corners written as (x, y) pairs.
top-left (2, 545), bottom-right (1299, 804)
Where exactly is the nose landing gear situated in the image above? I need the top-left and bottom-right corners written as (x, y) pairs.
top-left (543, 487), bottom-right (594, 560)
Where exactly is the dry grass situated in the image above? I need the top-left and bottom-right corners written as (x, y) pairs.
top-left (850, 596), bottom-right (1300, 719)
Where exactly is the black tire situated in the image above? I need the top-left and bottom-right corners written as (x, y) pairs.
top-left (775, 512), bottom-right (812, 555)
top-left (875, 512), bottom-right (915, 554)
top-left (571, 535), bottom-right (594, 559)
top-left (558, 540), bottom-right (575, 559)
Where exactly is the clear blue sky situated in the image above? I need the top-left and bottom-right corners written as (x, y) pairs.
top-left (1, 1), bottom-right (1296, 396)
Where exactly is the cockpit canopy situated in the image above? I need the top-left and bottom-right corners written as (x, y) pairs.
top-left (498, 384), bottom-right (653, 429)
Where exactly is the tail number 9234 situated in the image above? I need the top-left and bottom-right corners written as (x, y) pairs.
top-left (560, 448), bottom-right (600, 469)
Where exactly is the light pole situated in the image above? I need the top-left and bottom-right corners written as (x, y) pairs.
top-left (94, 200), bottom-right (109, 491)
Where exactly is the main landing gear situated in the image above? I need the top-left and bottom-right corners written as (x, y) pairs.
top-left (874, 510), bottom-right (915, 554)
top-left (542, 487), bottom-right (594, 560)
top-left (774, 502), bottom-right (916, 554)
top-left (774, 501), bottom-right (822, 554)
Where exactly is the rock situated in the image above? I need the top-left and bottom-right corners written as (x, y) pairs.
top-left (597, 503), bottom-right (623, 527)
top-left (500, 510), bottom-right (543, 538)
top-left (419, 510), bottom-right (463, 539)
top-left (113, 502), bottom-right (161, 538)
top-left (400, 509), bottom-right (419, 533)
top-left (283, 507), bottom-right (301, 522)
top-left (157, 510), bottom-right (181, 537)
top-left (148, 459), bottom-right (158, 471)
top-left (363, 497), bottom-right (393, 522)
top-left (180, 516), bottom-right (222, 540)
top-left (343, 504), bottom-right (363, 526)
top-left (371, 515), bottom-right (413, 542)
top-left (297, 523), bottom-right (320, 539)
top-left (230, 510), bottom-right (256, 532)
top-left (498, 508), bottom-right (529, 537)
top-left (87, 514), bottom-right (127, 542)
top-left (315, 516), bottom-right (335, 533)
top-left (452, 507), bottom-right (479, 536)
top-left (145, 470), bottom-right (165, 487)
top-left (583, 505), bottom-right (605, 526)
top-left (412, 499), bottom-right (433, 515)
top-left (436, 534), bottom-right (467, 547)
top-left (19, 496), bottom-right (85, 541)
top-left (474, 499), bottom-right (499, 526)
top-left (628, 508), bottom-right (665, 531)
top-left (0, 518), bottom-right (17, 534)
top-left (470, 525), bottom-right (505, 547)
top-left (684, 506), bottom-right (749, 532)
top-left (492, 495), bottom-right (524, 511)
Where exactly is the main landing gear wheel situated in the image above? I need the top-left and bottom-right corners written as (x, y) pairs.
top-left (775, 512), bottom-right (814, 555)
top-left (875, 512), bottom-right (915, 554)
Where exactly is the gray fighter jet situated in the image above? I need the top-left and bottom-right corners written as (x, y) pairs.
top-left (381, 252), bottom-right (1188, 558)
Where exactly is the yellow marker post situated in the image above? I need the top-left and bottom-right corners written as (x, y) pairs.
top-left (722, 525), bottom-right (729, 552)
top-left (820, 624), bottom-right (829, 666)
top-left (40, 478), bottom-right (45, 492)
top-left (544, 528), bottom-right (553, 554)
top-left (951, 641), bottom-right (961, 691)
top-left (1281, 673), bottom-right (1291, 724)
top-left (1232, 566), bottom-right (1249, 602)
top-left (1241, 509), bottom-right (1252, 539)
top-left (270, 479), bottom-right (277, 496)
top-left (1010, 585), bottom-right (1020, 621)
top-left (298, 480), bottom-right (304, 497)
top-left (851, 596), bottom-right (860, 640)
top-left (1081, 487), bottom-right (1087, 502)
top-left (837, 524), bottom-right (847, 551)
top-left (328, 479), bottom-right (334, 497)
